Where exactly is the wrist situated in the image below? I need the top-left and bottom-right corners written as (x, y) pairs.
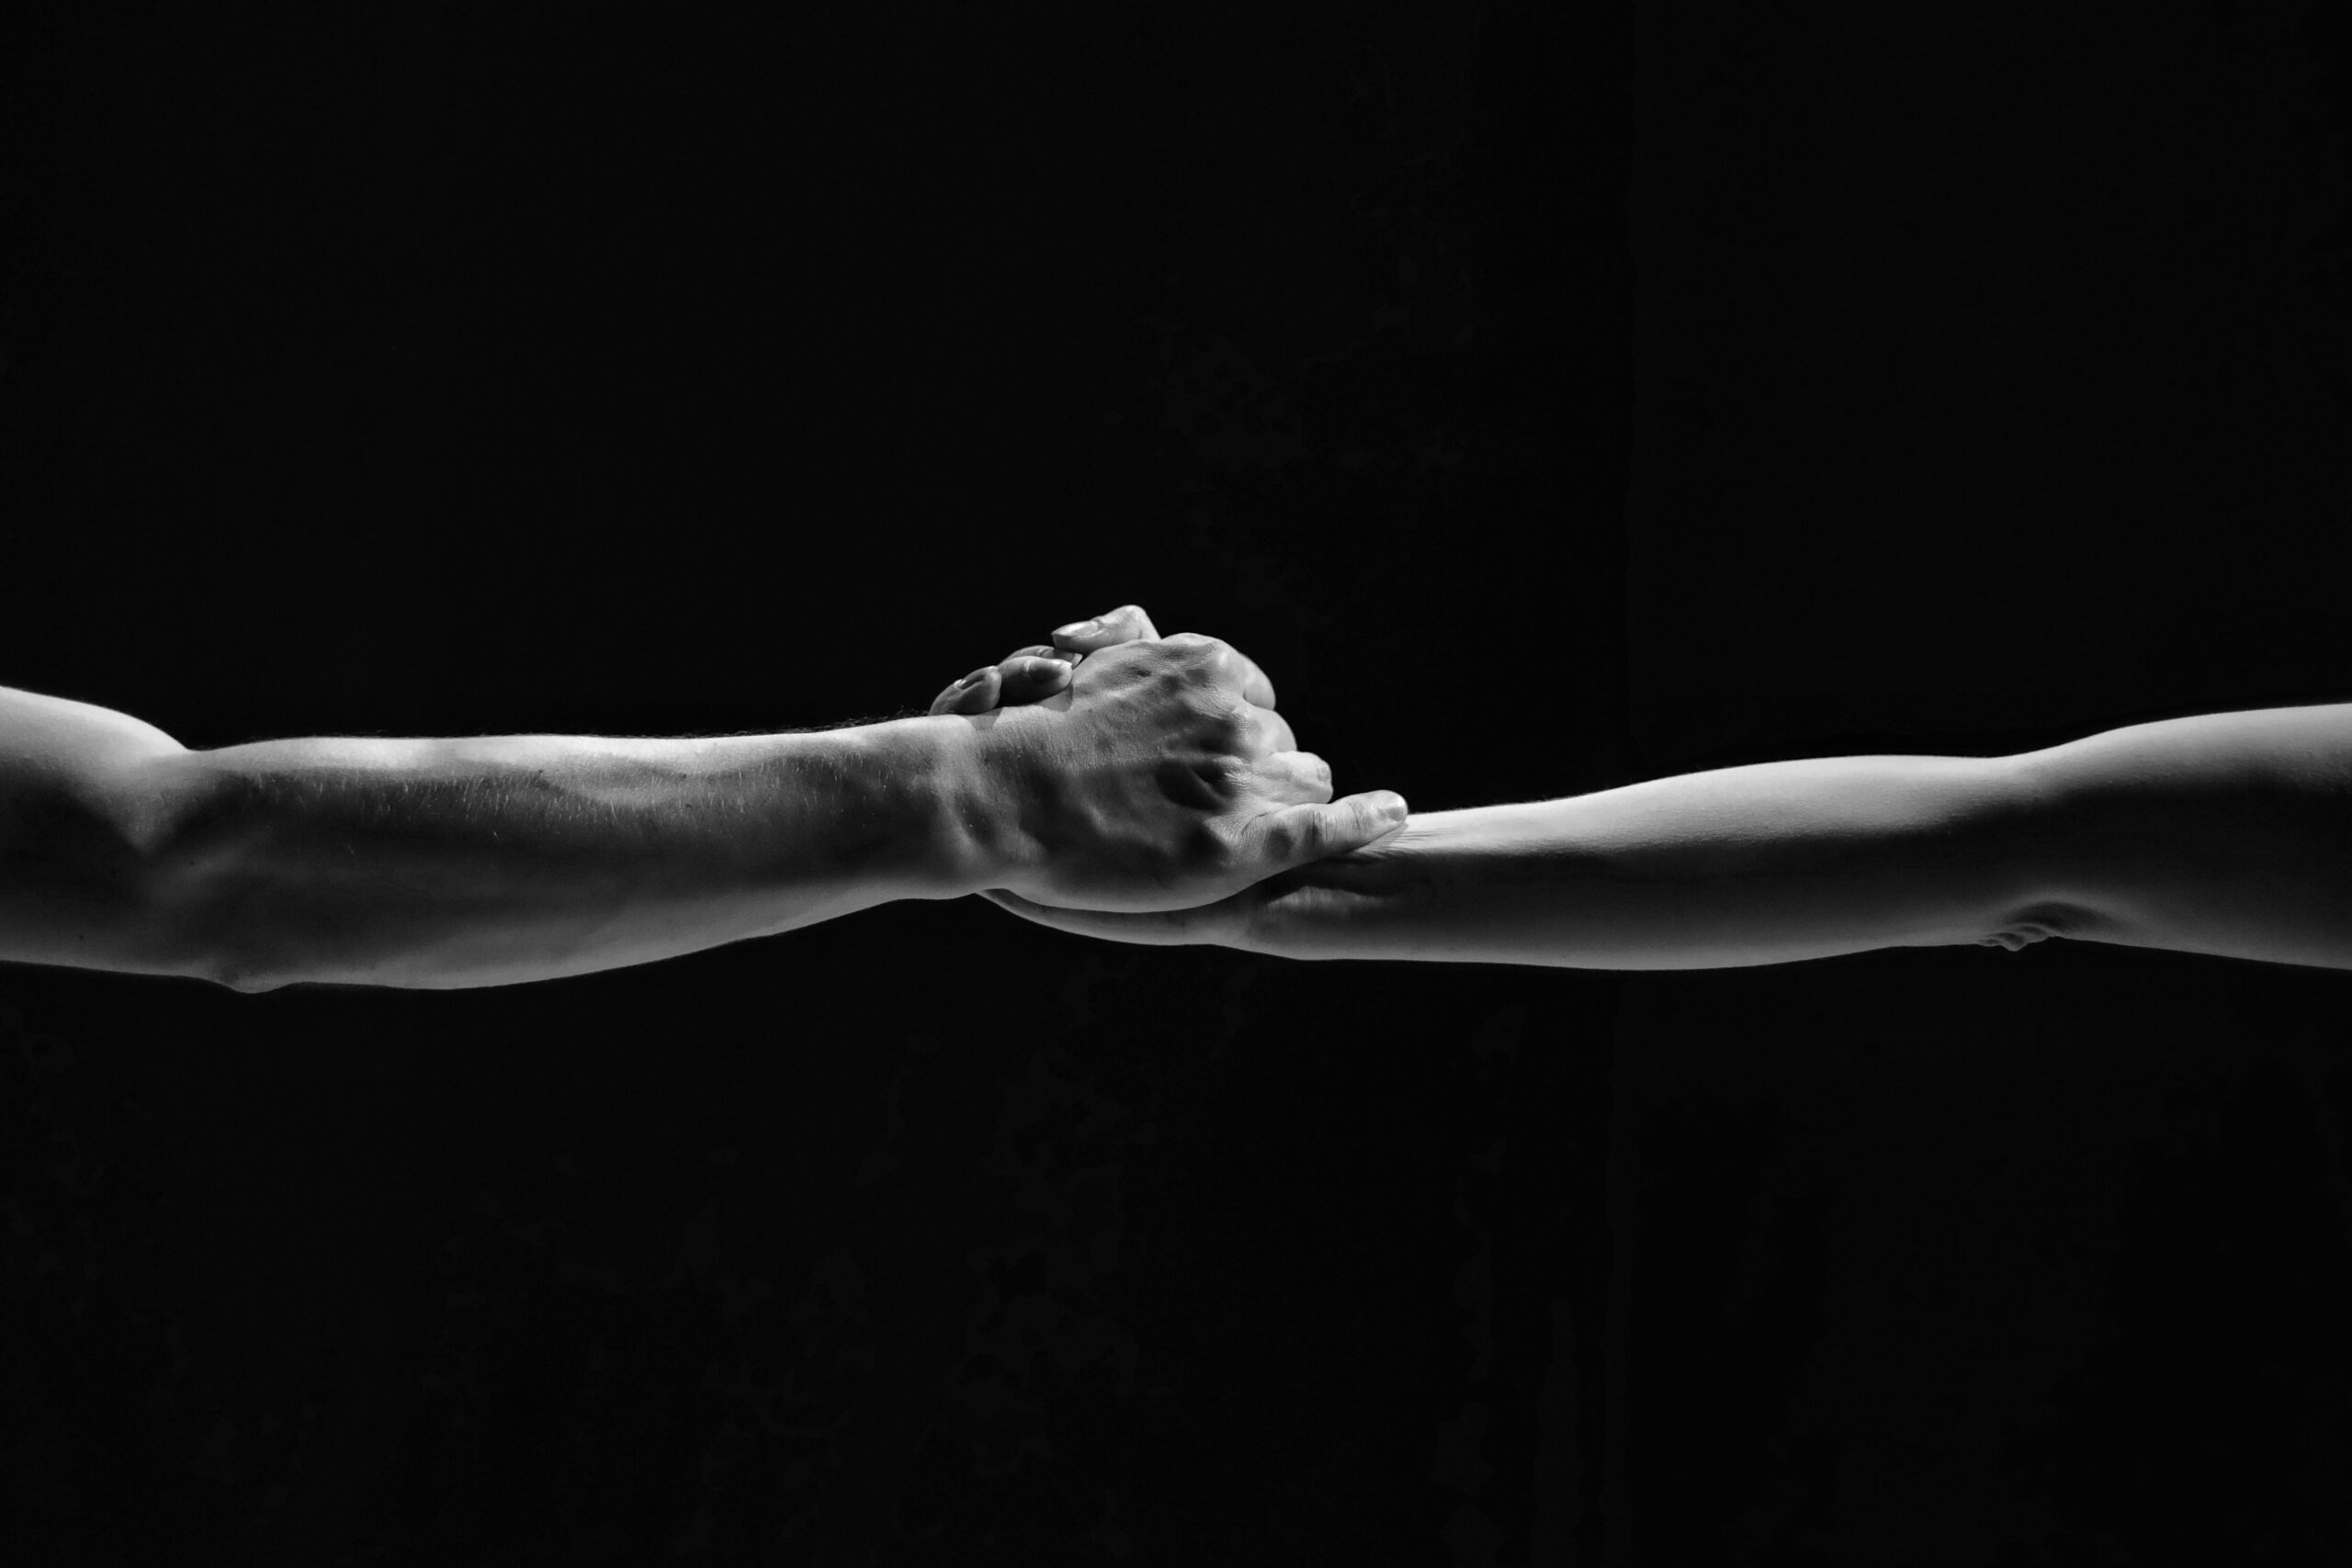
top-left (1251, 827), bottom-right (1434, 960)
top-left (898, 714), bottom-right (1035, 898)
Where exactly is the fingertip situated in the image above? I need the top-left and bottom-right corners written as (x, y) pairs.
top-left (1053, 604), bottom-right (1153, 649)
top-left (946, 668), bottom-right (1001, 716)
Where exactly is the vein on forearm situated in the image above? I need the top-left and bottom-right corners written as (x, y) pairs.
top-left (146, 721), bottom-right (971, 991)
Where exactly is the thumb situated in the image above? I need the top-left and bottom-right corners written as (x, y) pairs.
top-left (1252, 790), bottom-right (1410, 870)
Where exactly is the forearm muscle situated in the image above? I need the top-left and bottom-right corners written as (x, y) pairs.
top-left (144, 717), bottom-right (994, 991)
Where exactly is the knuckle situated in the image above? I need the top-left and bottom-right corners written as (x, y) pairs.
top-left (1259, 813), bottom-right (1305, 862)
top-left (1193, 690), bottom-right (1250, 735)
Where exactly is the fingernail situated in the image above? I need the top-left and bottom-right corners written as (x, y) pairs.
top-left (1028, 658), bottom-right (1072, 681)
top-left (1052, 618), bottom-right (1101, 638)
top-left (956, 666), bottom-right (992, 688)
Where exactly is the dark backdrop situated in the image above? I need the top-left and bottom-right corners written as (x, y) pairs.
top-left (6, 2), bottom-right (2352, 1563)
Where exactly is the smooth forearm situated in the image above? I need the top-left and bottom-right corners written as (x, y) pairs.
top-left (1260, 752), bottom-right (2052, 969)
top-left (143, 716), bottom-right (1006, 991)
top-left (1998, 703), bottom-right (2352, 970)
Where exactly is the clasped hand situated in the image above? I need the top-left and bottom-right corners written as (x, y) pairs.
top-left (930, 604), bottom-right (1409, 947)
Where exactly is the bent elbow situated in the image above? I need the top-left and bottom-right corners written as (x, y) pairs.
top-left (2007, 726), bottom-right (2352, 972)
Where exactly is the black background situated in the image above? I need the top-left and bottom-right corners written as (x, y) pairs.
top-left (6, 1), bottom-right (2352, 1563)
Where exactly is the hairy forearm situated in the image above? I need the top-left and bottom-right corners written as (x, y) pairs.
top-left (1260, 752), bottom-right (2055, 969)
top-left (144, 717), bottom-right (1003, 992)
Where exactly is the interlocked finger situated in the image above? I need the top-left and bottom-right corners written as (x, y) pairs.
top-left (1251, 705), bottom-right (1298, 759)
top-left (996, 645), bottom-right (1079, 704)
top-left (1049, 606), bottom-right (1277, 709)
top-left (1198, 638), bottom-right (1277, 711)
top-left (929, 665), bottom-right (1002, 716)
top-left (1251, 748), bottom-right (1336, 806)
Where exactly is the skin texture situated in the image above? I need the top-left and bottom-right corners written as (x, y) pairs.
top-left (149, 628), bottom-right (1408, 988)
top-left (936, 605), bottom-right (1374, 953)
top-left (941, 626), bottom-right (1409, 914)
top-left (950, 612), bottom-right (2352, 975)
top-left (928, 605), bottom-right (1279, 720)
top-left (0, 609), bottom-right (1404, 991)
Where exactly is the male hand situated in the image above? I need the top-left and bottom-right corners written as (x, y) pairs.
top-left (926, 603), bottom-right (1279, 717)
top-left (933, 604), bottom-right (1408, 916)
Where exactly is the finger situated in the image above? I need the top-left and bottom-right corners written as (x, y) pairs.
top-left (1233, 652), bottom-right (1276, 711)
top-left (976, 886), bottom-right (1200, 947)
top-left (1051, 613), bottom-right (1277, 709)
top-left (933, 655), bottom-right (1073, 717)
top-left (995, 647), bottom-right (1077, 705)
top-left (1250, 706), bottom-right (1298, 759)
top-left (929, 665), bottom-right (1003, 716)
top-left (1252, 747), bottom-right (1333, 804)
top-left (1050, 603), bottom-right (1160, 655)
top-left (1188, 643), bottom-right (1277, 709)
top-left (1241, 790), bottom-right (1411, 873)
top-left (1161, 631), bottom-right (1278, 711)
top-left (1002, 642), bottom-right (1096, 670)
